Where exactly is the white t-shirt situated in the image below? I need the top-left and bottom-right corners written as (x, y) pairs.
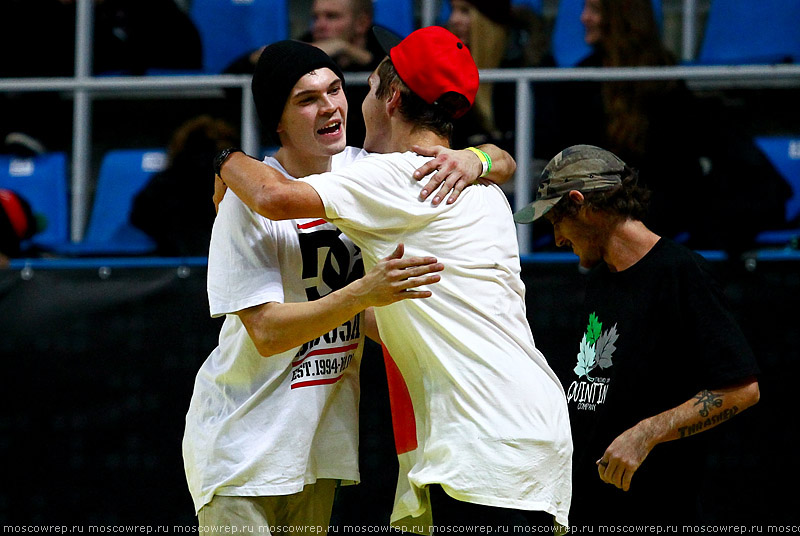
top-left (300, 151), bottom-right (573, 528)
top-left (183, 147), bottom-right (368, 513)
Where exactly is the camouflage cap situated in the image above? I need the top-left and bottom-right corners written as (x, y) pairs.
top-left (513, 145), bottom-right (627, 223)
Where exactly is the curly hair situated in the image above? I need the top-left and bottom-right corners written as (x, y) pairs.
top-left (546, 166), bottom-right (652, 222)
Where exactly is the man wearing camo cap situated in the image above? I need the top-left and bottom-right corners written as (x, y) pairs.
top-left (515, 144), bottom-right (761, 526)
top-left (513, 144), bottom-right (628, 228)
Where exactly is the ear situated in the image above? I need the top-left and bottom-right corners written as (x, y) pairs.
top-left (385, 86), bottom-right (402, 117)
top-left (568, 190), bottom-right (585, 204)
top-left (274, 119), bottom-right (287, 145)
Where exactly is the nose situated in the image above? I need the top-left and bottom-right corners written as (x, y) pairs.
top-left (320, 94), bottom-right (337, 114)
top-left (553, 229), bottom-right (566, 248)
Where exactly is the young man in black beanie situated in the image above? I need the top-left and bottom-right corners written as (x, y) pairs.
top-left (183, 39), bottom-right (515, 534)
top-left (216, 27), bottom-right (571, 533)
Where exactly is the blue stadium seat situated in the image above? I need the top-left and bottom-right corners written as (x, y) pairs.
top-left (374, 0), bottom-right (415, 37)
top-left (754, 136), bottom-right (800, 246)
top-left (551, 0), bottom-right (663, 67)
top-left (0, 152), bottom-right (69, 252)
top-left (62, 149), bottom-right (167, 256)
top-left (697, 0), bottom-right (800, 65)
top-left (190, 0), bottom-right (289, 73)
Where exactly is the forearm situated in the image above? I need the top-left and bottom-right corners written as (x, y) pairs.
top-left (238, 279), bottom-right (372, 357)
top-left (475, 143), bottom-right (516, 185)
top-left (598, 376), bottom-right (759, 491)
top-left (645, 377), bottom-right (760, 445)
top-left (239, 244), bottom-right (443, 356)
top-left (218, 151), bottom-right (298, 220)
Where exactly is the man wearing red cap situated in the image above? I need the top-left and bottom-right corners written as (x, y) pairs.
top-left (217, 27), bottom-right (572, 531)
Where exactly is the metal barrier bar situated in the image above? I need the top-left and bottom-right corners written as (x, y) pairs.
top-left (241, 85), bottom-right (260, 157)
top-left (0, 75), bottom-right (251, 91)
top-left (682, 0), bottom-right (698, 62)
top-left (72, 0), bottom-right (94, 241)
top-left (421, 0), bottom-right (437, 28)
top-left (5, 64), bottom-right (800, 91)
top-left (514, 79), bottom-right (533, 252)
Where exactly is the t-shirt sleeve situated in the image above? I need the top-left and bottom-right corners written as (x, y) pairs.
top-left (206, 190), bottom-right (285, 317)
top-left (299, 154), bottom-right (428, 236)
top-left (680, 257), bottom-right (760, 389)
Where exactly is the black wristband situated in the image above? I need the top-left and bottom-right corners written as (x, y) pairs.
top-left (213, 147), bottom-right (242, 177)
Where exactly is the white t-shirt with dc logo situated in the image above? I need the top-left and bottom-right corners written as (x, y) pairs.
top-left (183, 147), bottom-right (368, 513)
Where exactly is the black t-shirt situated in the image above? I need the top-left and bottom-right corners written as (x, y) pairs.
top-left (552, 238), bottom-right (759, 525)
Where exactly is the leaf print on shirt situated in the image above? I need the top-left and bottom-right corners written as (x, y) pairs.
top-left (575, 333), bottom-right (597, 380)
top-left (595, 324), bottom-right (618, 370)
top-left (574, 314), bottom-right (618, 380)
top-left (587, 313), bottom-right (602, 345)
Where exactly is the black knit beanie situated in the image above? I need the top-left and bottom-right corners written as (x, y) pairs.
top-left (252, 40), bottom-right (346, 146)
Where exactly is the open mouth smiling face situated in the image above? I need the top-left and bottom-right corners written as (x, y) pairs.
top-left (317, 120), bottom-right (342, 137)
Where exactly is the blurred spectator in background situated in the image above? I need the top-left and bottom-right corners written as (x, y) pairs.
top-left (554, 0), bottom-right (789, 252)
top-left (305, 0), bottom-right (383, 72)
top-left (0, 189), bottom-right (40, 266)
top-left (446, 0), bottom-right (560, 160)
top-left (553, 0), bottom-right (704, 242)
top-left (301, 0), bottom-right (384, 147)
top-left (91, 0), bottom-right (202, 75)
top-left (1, 0), bottom-right (74, 154)
top-left (225, 0), bottom-right (382, 147)
top-left (1, 0), bottom-right (74, 79)
top-left (1, 0), bottom-right (202, 154)
top-left (130, 115), bottom-right (239, 257)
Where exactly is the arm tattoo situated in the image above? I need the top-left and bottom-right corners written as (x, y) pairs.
top-left (693, 390), bottom-right (723, 417)
top-left (678, 390), bottom-right (740, 438)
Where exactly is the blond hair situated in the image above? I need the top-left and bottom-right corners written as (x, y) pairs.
top-left (466, 8), bottom-right (508, 132)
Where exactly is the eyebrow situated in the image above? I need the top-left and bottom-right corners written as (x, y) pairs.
top-left (291, 80), bottom-right (342, 101)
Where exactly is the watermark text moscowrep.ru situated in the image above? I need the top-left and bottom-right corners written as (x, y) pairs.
top-left (3, 525), bottom-right (800, 535)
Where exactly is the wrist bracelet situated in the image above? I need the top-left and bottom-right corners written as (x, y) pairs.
top-left (466, 146), bottom-right (492, 177)
top-left (213, 147), bottom-right (242, 177)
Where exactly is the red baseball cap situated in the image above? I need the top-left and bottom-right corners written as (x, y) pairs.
top-left (374, 25), bottom-right (479, 119)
